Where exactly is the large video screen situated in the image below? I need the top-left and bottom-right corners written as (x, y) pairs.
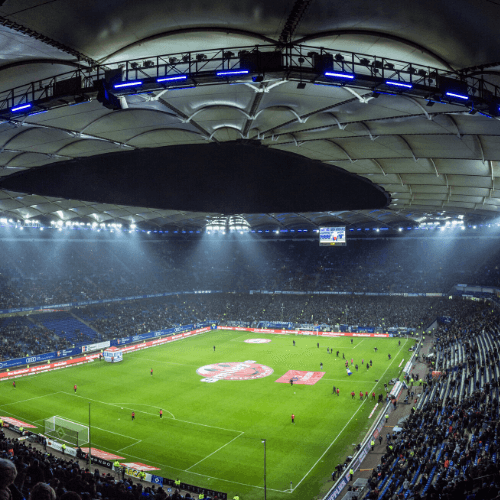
top-left (319, 226), bottom-right (346, 246)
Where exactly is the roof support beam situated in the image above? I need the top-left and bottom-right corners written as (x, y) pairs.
top-left (325, 139), bottom-right (356, 162)
top-left (372, 159), bottom-right (387, 176)
top-left (344, 87), bottom-right (374, 104)
top-left (476, 135), bottom-right (485, 164)
top-left (359, 121), bottom-right (378, 141)
top-left (429, 158), bottom-right (440, 177)
top-left (398, 135), bottom-right (418, 162)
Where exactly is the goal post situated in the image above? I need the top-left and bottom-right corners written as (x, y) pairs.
top-left (44, 416), bottom-right (89, 447)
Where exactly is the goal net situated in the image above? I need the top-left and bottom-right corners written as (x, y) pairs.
top-left (44, 416), bottom-right (89, 447)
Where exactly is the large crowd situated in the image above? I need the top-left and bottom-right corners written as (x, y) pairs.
top-left (0, 293), bottom-right (490, 362)
top-left (1, 234), bottom-right (500, 499)
top-left (360, 304), bottom-right (500, 500)
top-left (0, 436), bottom-right (197, 500)
top-left (0, 237), bottom-right (500, 311)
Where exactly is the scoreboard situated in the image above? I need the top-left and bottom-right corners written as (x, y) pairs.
top-left (319, 226), bottom-right (346, 246)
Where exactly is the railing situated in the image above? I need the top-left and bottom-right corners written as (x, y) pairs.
top-left (1, 43), bottom-right (499, 115)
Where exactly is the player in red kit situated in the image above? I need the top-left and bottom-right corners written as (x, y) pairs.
top-left (372, 392), bottom-right (376, 400)
top-left (131, 411), bottom-right (135, 421)
top-left (150, 368), bottom-right (153, 376)
top-left (351, 391), bottom-right (355, 399)
top-left (74, 384), bottom-right (77, 393)
top-left (159, 409), bottom-right (163, 418)
top-left (291, 413), bottom-right (295, 424)
top-left (365, 391), bottom-right (368, 399)
top-left (359, 391), bottom-right (363, 400)
top-left (336, 388), bottom-right (340, 396)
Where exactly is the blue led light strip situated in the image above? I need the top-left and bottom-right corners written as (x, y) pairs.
top-left (385, 80), bottom-right (412, 89)
top-left (114, 81), bottom-right (143, 88)
top-left (11, 103), bottom-right (32, 112)
top-left (157, 75), bottom-right (188, 83)
top-left (216, 70), bottom-right (249, 76)
top-left (445, 91), bottom-right (468, 100)
top-left (324, 71), bottom-right (355, 79)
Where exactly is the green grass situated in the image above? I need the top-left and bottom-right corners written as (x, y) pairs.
top-left (0, 331), bottom-right (410, 500)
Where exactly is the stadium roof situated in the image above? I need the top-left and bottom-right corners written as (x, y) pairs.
top-left (0, 0), bottom-right (500, 232)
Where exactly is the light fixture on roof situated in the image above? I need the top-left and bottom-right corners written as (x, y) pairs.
top-left (157, 75), bottom-right (188, 83)
top-left (446, 91), bottom-right (469, 100)
top-left (113, 80), bottom-right (143, 89)
top-left (217, 70), bottom-right (249, 77)
top-left (440, 77), bottom-right (469, 101)
top-left (324, 71), bottom-right (355, 80)
top-left (385, 80), bottom-right (412, 89)
top-left (11, 103), bottom-right (32, 112)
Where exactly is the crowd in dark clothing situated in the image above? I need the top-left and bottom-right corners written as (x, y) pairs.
top-left (1, 237), bottom-right (500, 311)
top-left (362, 305), bottom-right (500, 500)
top-left (0, 317), bottom-right (72, 362)
top-left (0, 433), bottom-right (200, 500)
top-left (0, 293), bottom-right (488, 361)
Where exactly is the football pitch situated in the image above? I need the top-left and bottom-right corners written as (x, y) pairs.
top-left (0, 330), bottom-right (410, 500)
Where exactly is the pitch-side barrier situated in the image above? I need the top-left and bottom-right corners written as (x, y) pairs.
top-left (219, 326), bottom-right (390, 337)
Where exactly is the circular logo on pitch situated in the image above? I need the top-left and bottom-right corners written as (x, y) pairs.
top-left (197, 360), bottom-right (273, 383)
top-left (244, 338), bottom-right (271, 344)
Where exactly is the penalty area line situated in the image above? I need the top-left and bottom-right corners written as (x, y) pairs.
top-left (186, 431), bottom-right (245, 471)
top-left (61, 392), bottom-right (175, 420)
top-left (117, 440), bottom-right (143, 453)
top-left (61, 392), bottom-right (243, 434)
top-left (291, 341), bottom-right (406, 493)
top-left (0, 391), bottom-right (62, 407)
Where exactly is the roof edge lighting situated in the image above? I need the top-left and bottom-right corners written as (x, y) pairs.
top-left (445, 91), bottom-right (468, 100)
top-left (324, 71), bottom-right (355, 79)
top-left (11, 103), bottom-right (32, 112)
top-left (157, 75), bottom-right (188, 83)
top-left (216, 70), bottom-right (249, 77)
top-left (113, 81), bottom-right (143, 88)
top-left (385, 80), bottom-right (412, 88)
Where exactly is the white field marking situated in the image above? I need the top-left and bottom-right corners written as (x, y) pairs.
top-left (352, 339), bottom-right (366, 349)
top-left (322, 379), bottom-right (368, 383)
top-left (113, 403), bottom-right (175, 419)
top-left (50, 413), bottom-right (142, 443)
top-left (291, 340), bottom-right (406, 493)
top-left (186, 431), bottom-right (245, 471)
top-left (139, 358), bottom-right (200, 367)
top-left (62, 392), bottom-right (176, 420)
top-left (0, 391), bottom-right (61, 407)
top-left (62, 392), bottom-right (243, 434)
top-left (0, 409), bottom-right (39, 428)
top-left (121, 451), bottom-right (289, 493)
top-left (229, 334), bottom-right (253, 342)
top-left (117, 440), bottom-right (142, 453)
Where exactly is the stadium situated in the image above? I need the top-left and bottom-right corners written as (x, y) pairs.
top-left (0, 1), bottom-right (500, 500)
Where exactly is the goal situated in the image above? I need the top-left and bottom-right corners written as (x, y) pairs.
top-left (44, 416), bottom-right (89, 447)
